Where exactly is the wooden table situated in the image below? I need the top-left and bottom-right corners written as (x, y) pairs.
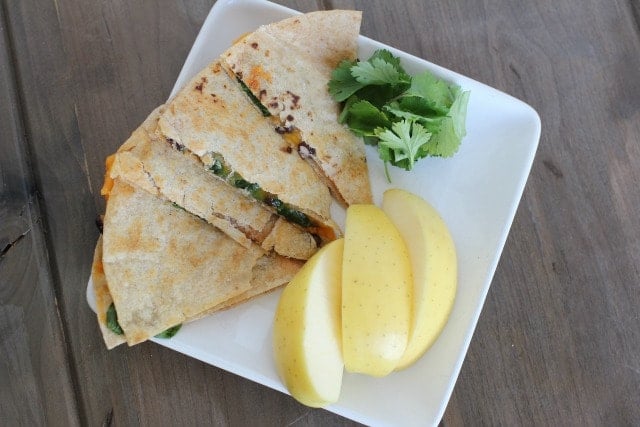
top-left (1, 0), bottom-right (638, 425)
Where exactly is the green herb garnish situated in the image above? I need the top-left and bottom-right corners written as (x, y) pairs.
top-left (106, 303), bottom-right (124, 335)
top-left (329, 49), bottom-right (470, 176)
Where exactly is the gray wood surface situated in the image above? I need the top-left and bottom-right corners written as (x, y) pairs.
top-left (1, 0), bottom-right (638, 425)
top-left (0, 4), bottom-right (79, 425)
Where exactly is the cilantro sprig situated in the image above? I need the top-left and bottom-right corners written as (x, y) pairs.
top-left (329, 49), bottom-right (470, 178)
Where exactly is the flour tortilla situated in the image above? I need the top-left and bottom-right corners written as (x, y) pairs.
top-left (91, 236), bottom-right (126, 349)
top-left (221, 10), bottom-right (372, 206)
top-left (190, 252), bottom-right (302, 318)
top-left (101, 180), bottom-right (301, 345)
top-left (111, 107), bottom-right (318, 260)
top-left (259, 10), bottom-right (361, 69)
top-left (92, 235), bottom-right (301, 348)
top-left (158, 60), bottom-right (340, 240)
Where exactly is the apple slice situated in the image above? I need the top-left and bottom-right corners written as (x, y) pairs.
top-left (342, 204), bottom-right (413, 377)
top-left (272, 238), bottom-right (344, 407)
top-left (382, 189), bottom-right (457, 369)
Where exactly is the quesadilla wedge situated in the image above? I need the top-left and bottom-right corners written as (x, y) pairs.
top-left (110, 106), bottom-right (319, 260)
top-left (158, 60), bottom-right (341, 243)
top-left (101, 179), bottom-right (302, 345)
top-left (92, 235), bottom-right (301, 348)
top-left (91, 236), bottom-right (126, 349)
top-left (220, 10), bottom-right (372, 206)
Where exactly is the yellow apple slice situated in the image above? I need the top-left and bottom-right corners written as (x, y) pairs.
top-left (342, 204), bottom-right (412, 377)
top-left (382, 189), bottom-right (457, 370)
top-left (272, 238), bottom-right (344, 407)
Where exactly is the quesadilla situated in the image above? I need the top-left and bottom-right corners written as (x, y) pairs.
top-left (100, 179), bottom-right (302, 346)
top-left (91, 10), bottom-right (374, 349)
top-left (158, 60), bottom-right (341, 243)
top-left (220, 10), bottom-right (372, 206)
top-left (110, 106), bottom-right (319, 260)
top-left (91, 234), bottom-right (301, 348)
top-left (91, 236), bottom-right (126, 349)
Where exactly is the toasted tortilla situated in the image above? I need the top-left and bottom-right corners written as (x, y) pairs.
top-left (220, 10), bottom-right (372, 206)
top-left (111, 106), bottom-right (318, 260)
top-left (158, 60), bottom-right (341, 240)
top-left (101, 180), bottom-right (301, 345)
top-left (93, 233), bottom-right (301, 348)
top-left (259, 10), bottom-right (361, 70)
top-left (91, 236), bottom-right (126, 349)
top-left (191, 252), bottom-right (302, 318)
top-left (93, 237), bottom-right (301, 348)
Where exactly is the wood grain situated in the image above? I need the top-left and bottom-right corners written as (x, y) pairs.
top-left (0, 3), bottom-right (79, 425)
top-left (439, 0), bottom-right (640, 425)
top-left (1, 0), bottom-right (638, 425)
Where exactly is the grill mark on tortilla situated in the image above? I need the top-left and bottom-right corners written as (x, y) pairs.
top-left (114, 108), bottom-right (324, 259)
top-left (219, 11), bottom-right (371, 206)
top-left (158, 59), bottom-right (340, 242)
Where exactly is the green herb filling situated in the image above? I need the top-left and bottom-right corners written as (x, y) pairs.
top-left (155, 324), bottom-right (182, 339)
top-left (208, 153), bottom-right (311, 228)
top-left (106, 303), bottom-right (181, 339)
top-left (106, 303), bottom-right (124, 335)
top-left (237, 78), bottom-right (271, 117)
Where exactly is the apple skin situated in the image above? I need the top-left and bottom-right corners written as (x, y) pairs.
top-left (341, 204), bottom-right (413, 377)
top-left (272, 238), bottom-right (344, 407)
top-left (382, 189), bottom-right (457, 370)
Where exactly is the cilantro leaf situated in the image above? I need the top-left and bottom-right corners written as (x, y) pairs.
top-left (399, 95), bottom-right (443, 117)
top-left (329, 49), bottom-right (471, 176)
top-left (329, 59), bottom-right (363, 102)
top-left (384, 98), bottom-right (443, 123)
top-left (424, 116), bottom-right (458, 157)
top-left (405, 71), bottom-right (453, 114)
top-left (383, 102), bottom-right (426, 122)
top-left (449, 89), bottom-right (470, 139)
top-left (351, 57), bottom-right (411, 86)
top-left (338, 95), bottom-right (359, 123)
top-left (368, 49), bottom-right (406, 70)
top-left (424, 90), bottom-right (470, 157)
top-left (341, 99), bottom-right (393, 137)
top-left (354, 83), bottom-right (409, 108)
top-left (329, 49), bottom-right (411, 103)
top-left (375, 119), bottom-right (432, 171)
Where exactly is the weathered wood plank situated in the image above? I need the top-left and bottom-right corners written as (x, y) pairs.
top-left (0, 4), bottom-right (79, 425)
top-left (439, 0), bottom-right (640, 424)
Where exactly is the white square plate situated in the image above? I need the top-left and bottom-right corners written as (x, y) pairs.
top-left (88, 0), bottom-right (540, 425)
